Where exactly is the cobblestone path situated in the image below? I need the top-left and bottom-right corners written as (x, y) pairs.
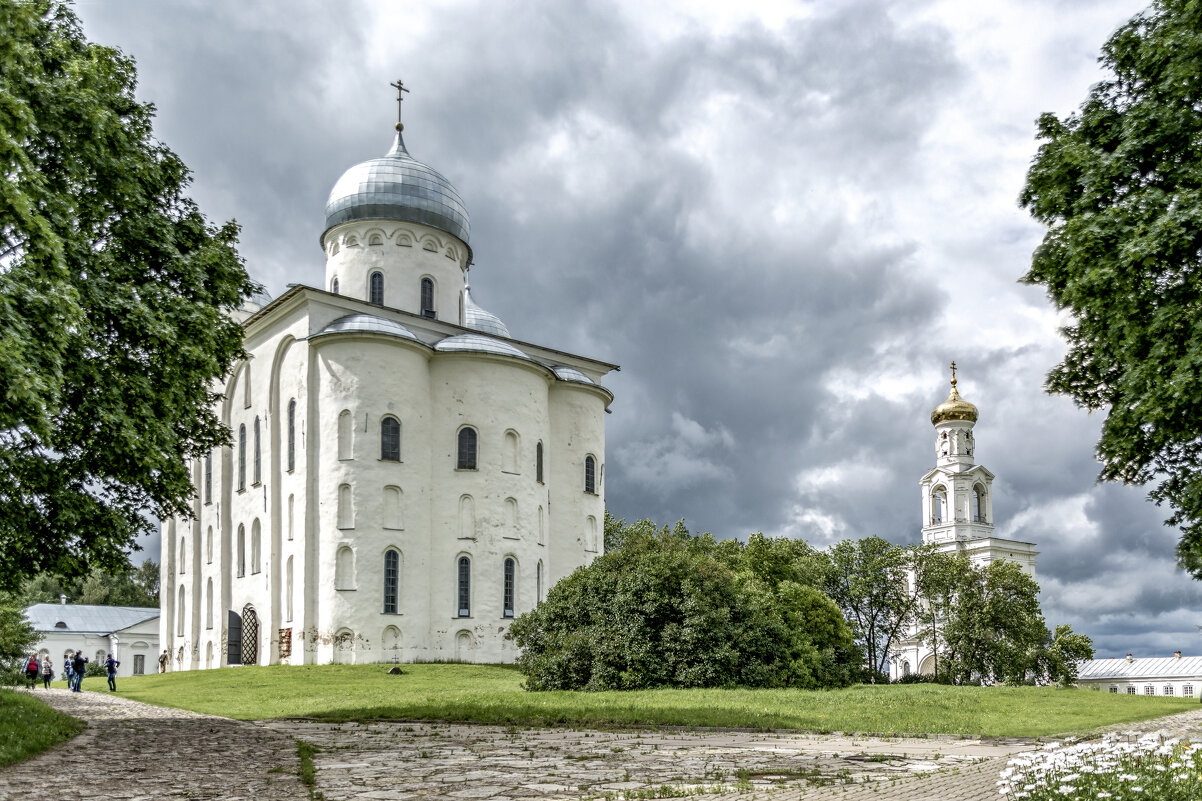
top-left (0, 689), bottom-right (306, 800)
top-left (5, 689), bottom-right (1202, 801)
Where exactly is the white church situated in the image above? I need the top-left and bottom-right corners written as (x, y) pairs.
top-left (160, 86), bottom-right (615, 669)
top-left (889, 368), bottom-right (1038, 680)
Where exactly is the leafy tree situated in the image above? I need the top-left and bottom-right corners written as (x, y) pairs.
top-left (912, 548), bottom-right (973, 679)
top-left (1019, 0), bottom-right (1202, 576)
top-left (1045, 624), bottom-right (1096, 687)
top-left (0, 0), bottom-right (254, 591)
top-left (942, 561), bottom-right (1048, 685)
top-left (823, 537), bottom-right (917, 681)
top-left (21, 560), bottom-right (158, 607)
top-left (0, 599), bottom-right (36, 685)
top-left (510, 518), bottom-right (858, 690)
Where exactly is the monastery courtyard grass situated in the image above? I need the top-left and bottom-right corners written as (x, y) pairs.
top-left (108, 663), bottom-right (1195, 737)
top-left (0, 688), bottom-right (83, 767)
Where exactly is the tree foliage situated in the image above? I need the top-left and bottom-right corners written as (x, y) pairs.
top-left (510, 518), bottom-right (859, 691)
top-left (1019, 0), bottom-right (1202, 576)
top-left (0, 1), bottom-right (254, 590)
top-left (0, 600), bottom-right (36, 685)
top-left (20, 559), bottom-right (159, 608)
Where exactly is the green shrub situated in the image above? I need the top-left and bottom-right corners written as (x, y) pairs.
top-left (510, 519), bottom-right (859, 691)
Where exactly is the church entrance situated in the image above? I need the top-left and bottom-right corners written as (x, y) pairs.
top-left (241, 606), bottom-right (259, 666)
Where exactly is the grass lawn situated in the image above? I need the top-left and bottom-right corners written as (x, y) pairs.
top-left (113, 663), bottom-right (1196, 737)
top-left (0, 689), bottom-right (84, 767)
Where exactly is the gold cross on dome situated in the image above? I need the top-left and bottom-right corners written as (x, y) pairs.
top-left (950, 360), bottom-right (958, 388)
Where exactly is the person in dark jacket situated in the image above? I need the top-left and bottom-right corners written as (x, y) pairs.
top-left (104, 653), bottom-right (120, 691)
top-left (71, 651), bottom-right (88, 692)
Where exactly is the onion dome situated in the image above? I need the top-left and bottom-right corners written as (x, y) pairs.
top-left (931, 364), bottom-right (979, 425)
top-left (323, 131), bottom-right (471, 248)
top-left (314, 313), bottom-right (421, 343)
top-left (435, 333), bottom-right (531, 361)
top-left (462, 285), bottom-right (510, 338)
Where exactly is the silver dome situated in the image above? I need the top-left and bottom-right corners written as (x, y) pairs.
top-left (323, 132), bottom-right (471, 247)
top-left (462, 287), bottom-right (510, 338)
top-left (435, 333), bottom-right (530, 361)
top-left (552, 366), bottom-right (595, 385)
top-left (315, 313), bottom-right (421, 342)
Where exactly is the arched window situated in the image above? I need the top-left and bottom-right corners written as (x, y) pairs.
top-left (253, 416), bottom-right (261, 484)
top-left (331, 277), bottom-right (340, 295)
top-left (932, 486), bottom-right (947, 524)
top-left (205, 578), bottom-right (213, 630)
top-left (383, 549), bottom-right (400, 614)
top-left (421, 277), bottom-right (436, 318)
top-left (902, 660), bottom-right (911, 677)
top-left (287, 399), bottom-right (296, 472)
top-left (179, 535), bottom-right (186, 574)
top-left (503, 430), bottom-right (519, 473)
top-left (177, 587), bottom-right (185, 637)
top-left (251, 519), bottom-right (261, 574)
top-left (237, 525), bottom-right (246, 577)
top-left (457, 427), bottom-right (477, 470)
top-left (973, 485), bottom-right (986, 522)
top-left (204, 452), bottom-right (212, 503)
top-left (536, 561), bottom-right (543, 603)
top-left (287, 494), bottom-right (295, 541)
top-left (459, 495), bottom-right (476, 540)
top-left (584, 455), bottom-right (596, 494)
top-left (381, 416), bottom-right (401, 462)
top-left (536, 442), bottom-right (544, 484)
top-left (383, 486), bottom-right (402, 530)
top-left (206, 526), bottom-right (213, 564)
top-left (369, 271), bottom-right (384, 305)
top-left (506, 497), bottom-right (518, 531)
top-left (503, 557), bottom-right (516, 618)
top-left (538, 505), bottom-right (545, 546)
top-left (457, 556), bottom-right (471, 617)
top-left (587, 516), bottom-right (598, 552)
top-left (285, 556), bottom-right (294, 622)
top-left (335, 546), bottom-right (355, 590)
top-left (238, 424), bottom-right (247, 490)
top-left (338, 409), bottom-right (353, 460)
top-left (337, 484), bottom-right (354, 529)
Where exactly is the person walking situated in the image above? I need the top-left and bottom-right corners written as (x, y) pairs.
top-left (24, 653), bottom-right (39, 689)
top-left (63, 651), bottom-right (74, 688)
top-left (158, 650), bottom-right (168, 673)
top-left (40, 655), bottom-right (53, 689)
top-left (104, 653), bottom-right (120, 691)
top-left (71, 650), bottom-right (88, 692)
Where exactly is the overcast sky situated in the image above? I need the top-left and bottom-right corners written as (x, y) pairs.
top-left (73, 0), bottom-right (1200, 659)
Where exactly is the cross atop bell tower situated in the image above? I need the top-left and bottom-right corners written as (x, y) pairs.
top-left (390, 78), bottom-right (409, 132)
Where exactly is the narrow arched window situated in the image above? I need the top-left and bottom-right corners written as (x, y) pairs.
top-left (584, 455), bottom-right (596, 494)
top-left (238, 424), bottom-right (247, 490)
top-left (251, 520), bottom-right (261, 574)
top-left (536, 442), bottom-right (544, 484)
top-left (286, 556), bottom-right (294, 622)
top-left (287, 494), bottom-right (295, 540)
top-left (973, 485), bottom-right (985, 523)
top-left (179, 535), bottom-right (186, 574)
top-left (177, 584), bottom-right (187, 635)
top-left (338, 409), bottom-right (353, 460)
top-left (381, 416), bottom-right (401, 461)
top-left (933, 487), bottom-right (947, 524)
top-left (253, 416), bottom-right (261, 484)
top-left (503, 430), bottom-right (519, 473)
top-left (335, 545), bottom-right (355, 590)
top-left (503, 558), bottom-right (515, 618)
top-left (337, 484), bottom-right (353, 529)
top-left (383, 549), bottom-right (400, 614)
top-left (204, 452), bottom-right (212, 503)
top-left (421, 277), bottom-right (436, 318)
top-left (457, 427), bottom-right (477, 470)
top-left (331, 277), bottom-right (340, 295)
top-left (205, 578), bottom-right (213, 630)
top-left (206, 526), bottom-right (213, 564)
top-left (536, 561), bottom-right (543, 603)
top-left (383, 486), bottom-right (402, 530)
top-left (369, 271), bottom-right (384, 305)
top-left (237, 524), bottom-right (246, 577)
top-left (287, 399), bottom-right (296, 472)
top-left (457, 556), bottom-right (471, 617)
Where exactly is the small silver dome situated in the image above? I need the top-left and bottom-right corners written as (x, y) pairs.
top-left (315, 313), bottom-right (420, 342)
top-left (324, 132), bottom-right (471, 247)
top-left (552, 366), bottom-right (595, 385)
top-left (462, 286), bottom-right (509, 338)
top-left (435, 333), bottom-right (530, 361)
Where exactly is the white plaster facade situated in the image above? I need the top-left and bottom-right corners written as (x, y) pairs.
top-left (889, 371), bottom-right (1038, 681)
top-left (160, 112), bottom-right (614, 669)
top-left (1076, 653), bottom-right (1202, 697)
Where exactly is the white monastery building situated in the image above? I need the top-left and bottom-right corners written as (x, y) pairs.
top-left (889, 367), bottom-right (1038, 680)
top-left (1076, 652), bottom-right (1202, 697)
top-left (25, 602), bottom-right (159, 679)
top-left (160, 86), bottom-right (616, 669)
